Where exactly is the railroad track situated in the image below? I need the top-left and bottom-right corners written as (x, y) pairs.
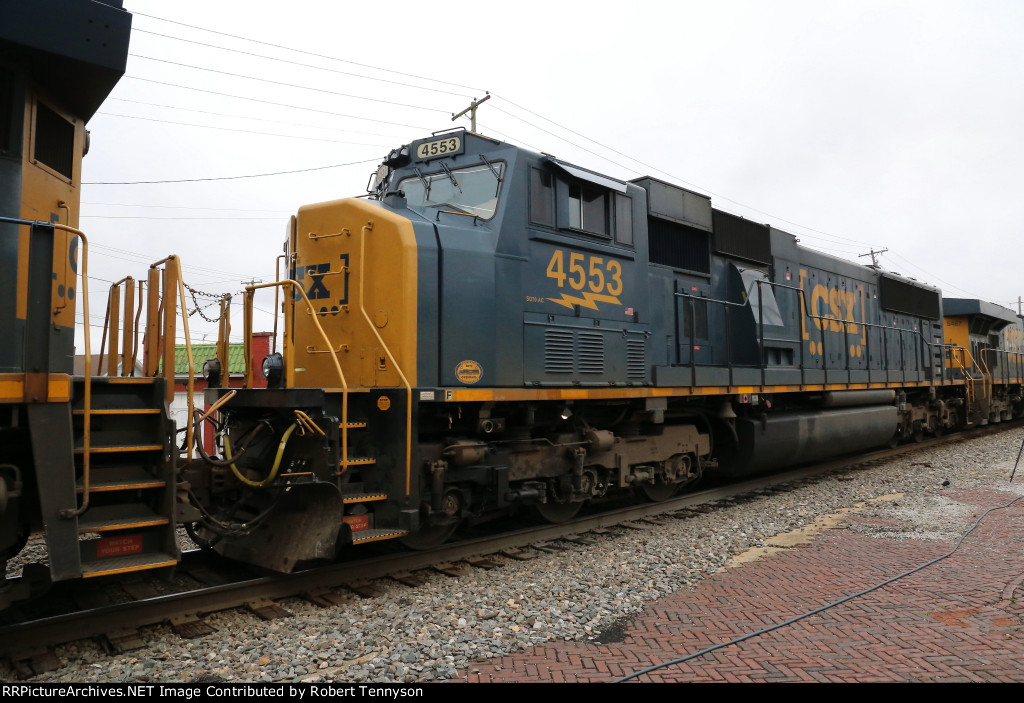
top-left (2, 421), bottom-right (1019, 678)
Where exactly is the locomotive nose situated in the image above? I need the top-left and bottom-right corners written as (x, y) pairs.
top-left (289, 199), bottom-right (419, 390)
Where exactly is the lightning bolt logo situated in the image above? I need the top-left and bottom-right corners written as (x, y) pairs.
top-left (547, 292), bottom-right (623, 311)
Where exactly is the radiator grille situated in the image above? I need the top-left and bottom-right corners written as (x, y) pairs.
top-left (543, 330), bottom-right (574, 373)
top-left (627, 339), bottom-right (646, 379)
top-left (577, 332), bottom-right (605, 374)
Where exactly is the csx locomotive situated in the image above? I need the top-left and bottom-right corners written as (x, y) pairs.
top-left (3, 0), bottom-right (1023, 608)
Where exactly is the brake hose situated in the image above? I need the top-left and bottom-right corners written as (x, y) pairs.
top-left (224, 422), bottom-right (298, 488)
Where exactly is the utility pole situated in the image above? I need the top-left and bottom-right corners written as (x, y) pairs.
top-left (452, 92), bottom-right (491, 133)
top-left (858, 248), bottom-right (888, 267)
top-left (240, 278), bottom-right (263, 287)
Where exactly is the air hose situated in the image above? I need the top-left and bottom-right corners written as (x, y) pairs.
top-left (224, 422), bottom-right (298, 488)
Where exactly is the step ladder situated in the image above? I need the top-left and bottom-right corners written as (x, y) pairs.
top-left (328, 389), bottom-right (407, 546)
top-left (71, 376), bottom-right (179, 578)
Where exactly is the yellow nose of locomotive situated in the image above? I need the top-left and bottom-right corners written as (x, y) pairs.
top-left (286, 197), bottom-right (419, 390)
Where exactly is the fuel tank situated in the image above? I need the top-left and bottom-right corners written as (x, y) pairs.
top-left (717, 405), bottom-right (898, 476)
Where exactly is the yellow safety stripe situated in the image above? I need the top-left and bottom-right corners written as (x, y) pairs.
top-left (440, 378), bottom-right (1008, 403)
top-left (0, 373), bottom-right (71, 403)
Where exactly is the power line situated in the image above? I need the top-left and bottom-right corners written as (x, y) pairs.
top-left (132, 28), bottom-right (474, 99)
top-left (124, 76), bottom-right (431, 131)
top-left (490, 95), bottom-right (879, 251)
top-left (80, 215), bottom-right (282, 220)
top-left (107, 98), bottom-right (406, 139)
top-left (83, 158), bottom-right (379, 185)
top-left (89, 242), bottom-right (259, 279)
top-left (83, 201), bottom-right (289, 213)
top-left (96, 111), bottom-right (394, 147)
top-left (130, 54), bottom-right (452, 114)
top-left (131, 11), bottom-right (483, 94)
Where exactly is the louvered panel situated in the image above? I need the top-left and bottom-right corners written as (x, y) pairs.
top-left (544, 330), bottom-right (574, 373)
top-left (627, 338), bottom-right (646, 380)
top-left (577, 332), bottom-right (605, 374)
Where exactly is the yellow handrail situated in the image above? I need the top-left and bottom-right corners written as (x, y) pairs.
top-left (359, 222), bottom-right (413, 496)
top-left (242, 280), bottom-right (350, 464)
top-left (53, 224), bottom-right (91, 518)
top-left (148, 256), bottom-right (195, 463)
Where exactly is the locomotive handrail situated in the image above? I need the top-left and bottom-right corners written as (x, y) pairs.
top-left (147, 256), bottom-right (196, 463)
top-left (358, 222), bottom-right (413, 495)
top-left (675, 280), bottom-right (973, 389)
top-left (977, 347), bottom-right (994, 403)
top-left (96, 277), bottom-right (140, 377)
top-left (0, 218), bottom-right (97, 517)
top-left (272, 254), bottom-right (285, 355)
top-left (242, 280), bottom-right (352, 468)
top-left (52, 223), bottom-right (93, 518)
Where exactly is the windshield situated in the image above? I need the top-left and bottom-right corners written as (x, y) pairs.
top-left (397, 161), bottom-right (505, 219)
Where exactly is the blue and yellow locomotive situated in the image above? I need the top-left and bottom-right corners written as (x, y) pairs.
top-left (191, 130), bottom-right (1024, 568)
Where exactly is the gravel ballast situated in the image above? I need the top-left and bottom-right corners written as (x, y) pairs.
top-left (4, 429), bottom-right (1024, 683)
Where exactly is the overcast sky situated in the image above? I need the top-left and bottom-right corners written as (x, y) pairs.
top-left (77, 0), bottom-right (1024, 349)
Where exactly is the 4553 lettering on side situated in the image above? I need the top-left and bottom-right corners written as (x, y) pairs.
top-left (542, 248), bottom-right (623, 311)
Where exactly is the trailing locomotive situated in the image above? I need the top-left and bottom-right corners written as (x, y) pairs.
top-left (3, 0), bottom-right (1024, 609)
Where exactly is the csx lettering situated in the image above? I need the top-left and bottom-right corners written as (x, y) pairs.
top-left (546, 249), bottom-right (623, 296)
top-left (297, 264), bottom-right (331, 299)
top-left (808, 284), bottom-right (858, 333)
top-left (294, 256), bottom-right (350, 312)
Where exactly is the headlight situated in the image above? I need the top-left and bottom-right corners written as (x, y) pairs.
top-left (261, 352), bottom-right (284, 387)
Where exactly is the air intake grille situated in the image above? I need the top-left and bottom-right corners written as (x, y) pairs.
top-left (879, 275), bottom-right (940, 320)
top-left (648, 218), bottom-right (711, 273)
top-left (544, 330), bottom-right (573, 373)
top-left (577, 332), bottom-right (605, 374)
top-left (626, 339), bottom-right (646, 380)
top-left (712, 209), bottom-right (772, 264)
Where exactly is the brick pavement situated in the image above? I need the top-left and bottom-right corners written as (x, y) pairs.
top-left (457, 485), bottom-right (1024, 683)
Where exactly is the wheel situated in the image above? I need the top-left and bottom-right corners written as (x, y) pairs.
top-left (635, 480), bottom-right (678, 502)
top-left (532, 498), bottom-right (583, 523)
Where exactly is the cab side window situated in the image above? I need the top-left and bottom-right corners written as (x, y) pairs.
top-left (530, 165), bottom-right (634, 248)
top-left (530, 168), bottom-right (555, 226)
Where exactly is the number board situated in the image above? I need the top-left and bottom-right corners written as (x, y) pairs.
top-left (415, 136), bottom-right (463, 160)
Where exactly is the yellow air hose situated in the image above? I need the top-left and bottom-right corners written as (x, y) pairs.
top-left (224, 422), bottom-right (298, 488)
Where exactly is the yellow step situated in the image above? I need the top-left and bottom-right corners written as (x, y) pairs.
top-left (75, 443), bottom-right (163, 454)
top-left (339, 457), bottom-right (376, 467)
top-left (74, 408), bottom-right (161, 416)
top-left (351, 528), bottom-right (407, 546)
top-left (82, 551), bottom-right (178, 578)
top-left (76, 466), bottom-right (166, 493)
top-left (78, 504), bottom-right (170, 533)
top-left (341, 492), bottom-right (387, 504)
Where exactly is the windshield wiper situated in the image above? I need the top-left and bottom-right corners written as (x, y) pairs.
top-left (479, 154), bottom-right (503, 183)
top-left (438, 162), bottom-right (462, 193)
top-left (413, 167), bottom-right (431, 198)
